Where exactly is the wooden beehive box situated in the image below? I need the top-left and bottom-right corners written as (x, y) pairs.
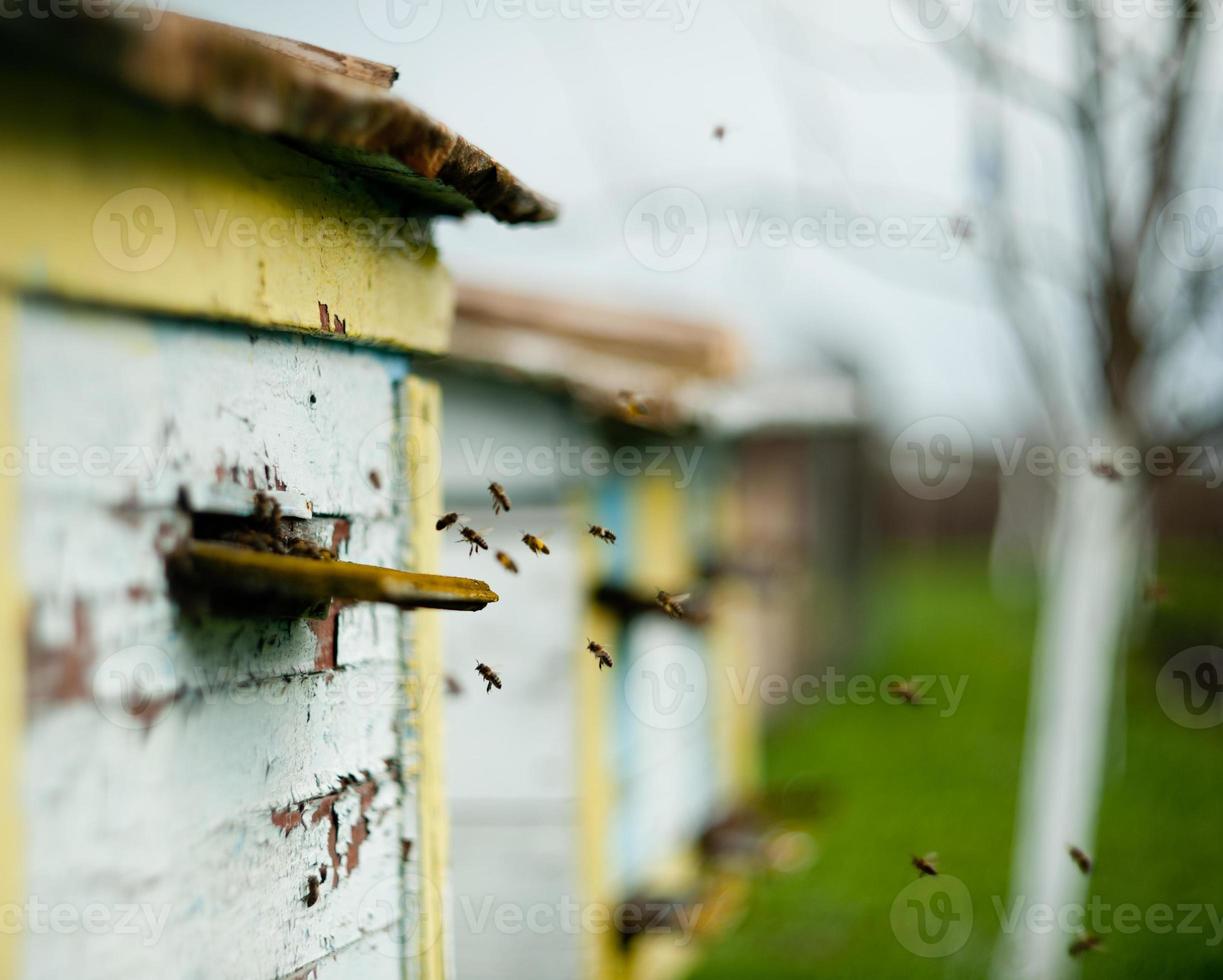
top-left (0, 12), bottom-right (552, 979)
top-left (423, 288), bottom-right (755, 980)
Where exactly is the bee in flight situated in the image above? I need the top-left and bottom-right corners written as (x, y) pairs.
top-left (475, 662), bottom-right (502, 693)
top-left (495, 550), bottom-right (519, 574)
top-left (1068, 932), bottom-right (1102, 957)
top-left (656, 590), bottom-right (689, 619)
top-left (436, 512), bottom-right (460, 532)
top-left (1068, 845), bottom-right (1092, 875)
top-left (616, 390), bottom-right (650, 422)
top-left (587, 639), bottom-right (614, 671)
top-left (459, 525), bottom-right (489, 556)
top-left (522, 532), bottom-right (550, 556)
top-left (1143, 579), bottom-right (1168, 604)
top-left (911, 853), bottom-right (939, 877)
top-left (587, 524), bottom-right (617, 545)
top-left (488, 482), bottom-right (512, 515)
top-left (887, 680), bottom-right (921, 705)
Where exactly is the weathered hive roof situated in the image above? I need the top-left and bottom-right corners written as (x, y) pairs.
top-left (0, 9), bottom-right (557, 225)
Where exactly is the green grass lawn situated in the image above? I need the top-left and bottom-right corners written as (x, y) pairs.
top-left (688, 544), bottom-right (1223, 979)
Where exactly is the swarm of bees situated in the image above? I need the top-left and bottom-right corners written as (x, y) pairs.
top-left (656, 590), bottom-right (689, 620)
top-left (220, 492), bottom-right (336, 561)
top-left (588, 524), bottom-right (617, 545)
top-left (587, 639), bottom-right (614, 671)
top-left (434, 478), bottom-right (633, 688)
top-left (475, 662), bottom-right (502, 693)
top-left (1068, 844), bottom-right (1092, 875)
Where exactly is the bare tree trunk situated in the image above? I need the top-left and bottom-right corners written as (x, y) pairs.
top-left (992, 459), bottom-right (1148, 979)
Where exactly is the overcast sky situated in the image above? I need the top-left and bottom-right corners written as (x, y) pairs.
top-left (157, 0), bottom-right (1138, 441)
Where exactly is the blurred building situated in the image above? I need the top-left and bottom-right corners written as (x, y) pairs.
top-left (427, 287), bottom-right (863, 980)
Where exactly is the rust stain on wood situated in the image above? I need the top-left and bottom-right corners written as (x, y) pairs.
top-left (26, 599), bottom-right (93, 707)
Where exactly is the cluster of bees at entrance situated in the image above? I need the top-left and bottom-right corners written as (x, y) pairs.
top-left (438, 481), bottom-right (689, 694)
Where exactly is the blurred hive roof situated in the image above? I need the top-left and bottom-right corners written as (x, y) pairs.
top-left (451, 286), bottom-right (859, 434)
top-left (451, 284), bottom-right (744, 429)
top-left (0, 8), bottom-right (556, 224)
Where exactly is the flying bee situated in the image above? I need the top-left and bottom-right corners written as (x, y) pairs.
top-left (1068, 932), bottom-right (1103, 957)
top-left (1068, 845), bottom-right (1092, 875)
top-left (475, 661), bottom-right (502, 693)
top-left (887, 680), bottom-right (922, 705)
top-left (656, 590), bottom-right (690, 619)
top-left (495, 550), bottom-right (519, 574)
top-left (522, 532), bottom-right (550, 556)
top-left (712, 123), bottom-right (726, 141)
top-left (911, 853), bottom-right (939, 877)
top-left (444, 675), bottom-right (464, 696)
top-left (436, 512), bottom-right (460, 532)
top-left (1091, 460), bottom-right (1122, 482)
top-left (458, 525), bottom-right (489, 556)
top-left (615, 390), bottom-right (650, 421)
top-left (1143, 579), bottom-right (1168, 604)
top-left (587, 524), bottom-right (617, 545)
top-left (488, 482), bottom-right (512, 515)
top-left (587, 639), bottom-right (614, 671)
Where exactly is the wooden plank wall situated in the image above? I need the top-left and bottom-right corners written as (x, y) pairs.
top-left (15, 299), bottom-right (423, 978)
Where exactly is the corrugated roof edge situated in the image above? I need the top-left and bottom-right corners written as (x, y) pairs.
top-left (1, 9), bottom-right (558, 225)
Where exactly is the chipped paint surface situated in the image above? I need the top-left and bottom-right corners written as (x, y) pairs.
top-left (0, 60), bottom-right (452, 356)
top-left (403, 378), bottom-right (450, 980)
top-left (0, 290), bottom-right (24, 979)
top-left (16, 299), bottom-right (423, 978)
